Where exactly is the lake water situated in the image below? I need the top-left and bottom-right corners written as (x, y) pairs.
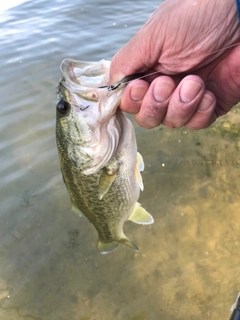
top-left (1, 1), bottom-right (240, 319)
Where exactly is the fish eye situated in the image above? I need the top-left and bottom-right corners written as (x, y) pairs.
top-left (56, 99), bottom-right (71, 116)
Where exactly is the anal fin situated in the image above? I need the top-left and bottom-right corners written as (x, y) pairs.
top-left (128, 203), bottom-right (154, 225)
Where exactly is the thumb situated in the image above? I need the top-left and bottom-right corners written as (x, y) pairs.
top-left (109, 39), bottom-right (145, 83)
top-left (109, 23), bottom-right (160, 83)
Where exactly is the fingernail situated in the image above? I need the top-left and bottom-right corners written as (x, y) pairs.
top-left (180, 80), bottom-right (202, 103)
top-left (130, 84), bottom-right (147, 101)
top-left (198, 94), bottom-right (215, 112)
top-left (153, 81), bottom-right (174, 102)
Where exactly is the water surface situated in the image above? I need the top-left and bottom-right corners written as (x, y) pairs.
top-left (1, 1), bottom-right (240, 319)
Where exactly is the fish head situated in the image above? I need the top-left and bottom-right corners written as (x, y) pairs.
top-left (56, 59), bottom-right (126, 174)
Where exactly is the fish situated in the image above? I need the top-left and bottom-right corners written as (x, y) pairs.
top-left (56, 58), bottom-right (154, 254)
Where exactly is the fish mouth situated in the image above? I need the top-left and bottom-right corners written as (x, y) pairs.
top-left (60, 59), bottom-right (77, 86)
top-left (60, 59), bottom-right (111, 90)
top-left (57, 58), bottom-right (126, 121)
top-left (58, 59), bottom-right (126, 105)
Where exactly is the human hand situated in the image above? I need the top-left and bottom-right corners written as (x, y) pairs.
top-left (110, 0), bottom-right (240, 129)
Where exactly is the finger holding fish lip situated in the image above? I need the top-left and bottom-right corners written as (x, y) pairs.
top-left (119, 74), bottom-right (217, 130)
top-left (119, 79), bottom-right (149, 114)
top-left (161, 75), bottom-right (216, 129)
top-left (134, 76), bottom-right (177, 129)
top-left (183, 91), bottom-right (217, 130)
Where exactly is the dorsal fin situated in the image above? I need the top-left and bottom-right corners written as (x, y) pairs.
top-left (135, 152), bottom-right (144, 191)
top-left (137, 152), bottom-right (144, 171)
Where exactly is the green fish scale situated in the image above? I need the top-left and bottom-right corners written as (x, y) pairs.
top-left (62, 150), bottom-right (134, 242)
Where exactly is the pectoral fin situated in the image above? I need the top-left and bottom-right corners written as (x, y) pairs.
top-left (98, 169), bottom-right (117, 200)
top-left (128, 203), bottom-right (154, 225)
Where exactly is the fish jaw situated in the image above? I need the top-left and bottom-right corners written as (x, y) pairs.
top-left (60, 58), bottom-right (111, 89)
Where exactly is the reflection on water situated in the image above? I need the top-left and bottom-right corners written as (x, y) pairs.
top-left (1, 0), bottom-right (240, 319)
top-left (0, 0), bottom-right (28, 12)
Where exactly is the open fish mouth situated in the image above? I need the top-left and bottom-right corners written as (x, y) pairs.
top-left (60, 58), bottom-right (111, 90)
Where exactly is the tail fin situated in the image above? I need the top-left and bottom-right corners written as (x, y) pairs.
top-left (97, 237), bottom-right (139, 254)
top-left (98, 240), bottom-right (119, 254)
top-left (119, 238), bottom-right (139, 252)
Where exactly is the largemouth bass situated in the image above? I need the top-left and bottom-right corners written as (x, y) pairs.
top-left (56, 58), bottom-right (154, 254)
